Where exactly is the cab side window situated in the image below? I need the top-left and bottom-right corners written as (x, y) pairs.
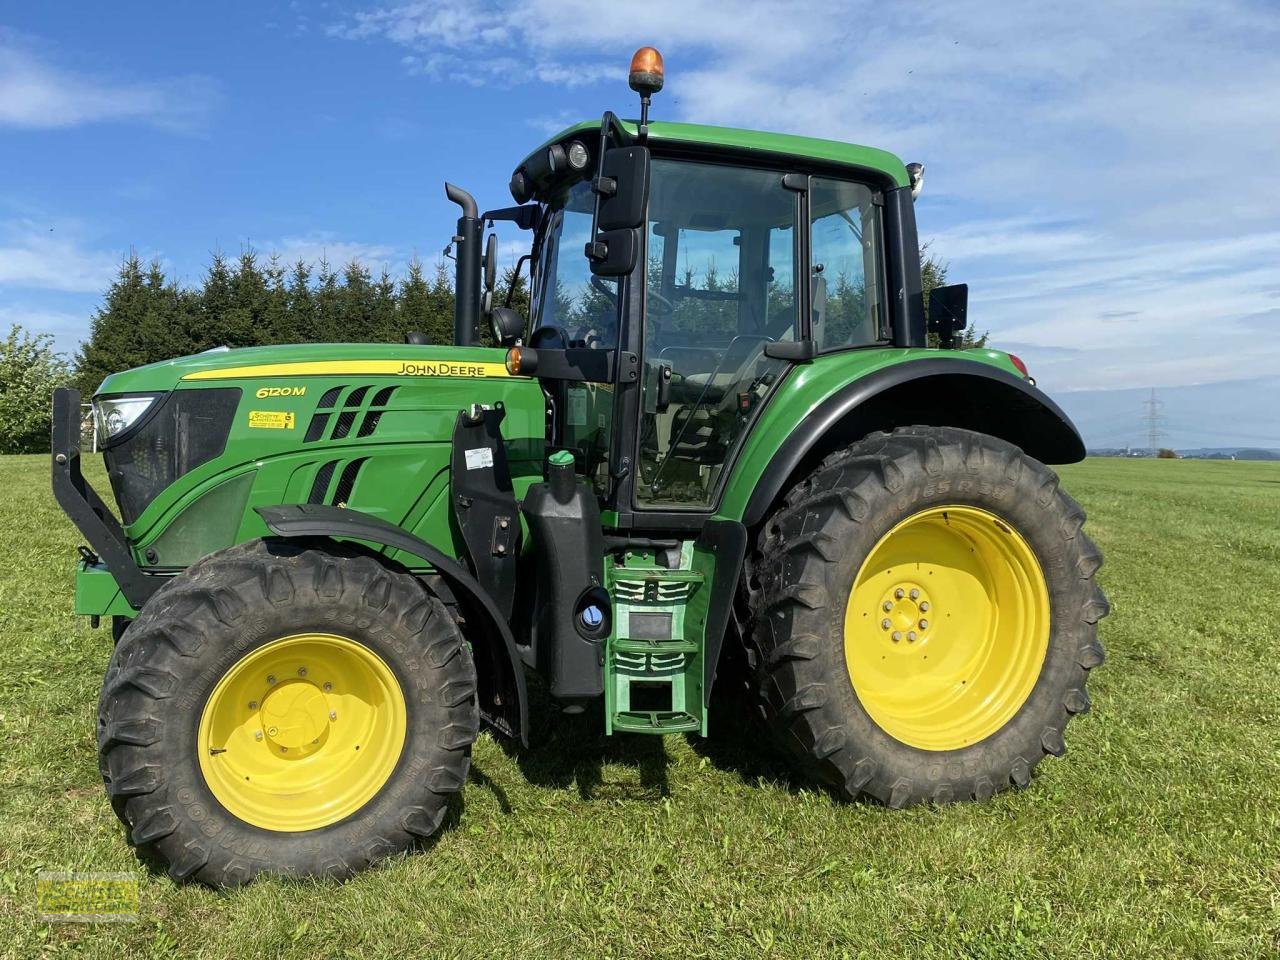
top-left (809, 178), bottom-right (887, 350)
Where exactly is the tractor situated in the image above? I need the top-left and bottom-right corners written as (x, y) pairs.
top-left (53, 48), bottom-right (1108, 888)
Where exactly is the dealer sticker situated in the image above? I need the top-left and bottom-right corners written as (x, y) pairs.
top-left (248, 410), bottom-right (296, 430)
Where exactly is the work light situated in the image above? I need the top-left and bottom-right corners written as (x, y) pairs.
top-left (566, 140), bottom-right (589, 171)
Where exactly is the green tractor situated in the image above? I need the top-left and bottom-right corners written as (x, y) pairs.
top-left (54, 49), bottom-right (1107, 888)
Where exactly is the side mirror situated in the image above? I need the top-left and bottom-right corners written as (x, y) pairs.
top-left (928, 283), bottom-right (968, 348)
top-left (490, 305), bottom-right (524, 347)
top-left (597, 146), bottom-right (649, 230)
top-left (481, 234), bottom-right (497, 316)
top-left (586, 228), bottom-right (637, 277)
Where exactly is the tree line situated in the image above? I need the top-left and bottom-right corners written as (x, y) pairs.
top-left (74, 252), bottom-right (530, 394)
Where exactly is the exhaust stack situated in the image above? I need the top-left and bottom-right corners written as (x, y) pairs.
top-left (445, 182), bottom-right (481, 346)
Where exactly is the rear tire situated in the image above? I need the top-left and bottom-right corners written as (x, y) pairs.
top-left (747, 426), bottom-right (1108, 807)
top-left (97, 538), bottom-right (478, 887)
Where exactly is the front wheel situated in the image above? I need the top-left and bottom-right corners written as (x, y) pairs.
top-left (747, 426), bottom-right (1108, 807)
top-left (97, 539), bottom-right (478, 887)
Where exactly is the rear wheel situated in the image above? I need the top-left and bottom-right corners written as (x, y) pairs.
top-left (747, 426), bottom-right (1108, 806)
top-left (97, 539), bottom-right (478, 887)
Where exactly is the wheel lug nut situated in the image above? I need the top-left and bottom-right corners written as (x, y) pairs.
top-left (882, 601), bottom-right (893, 612)
top-left (919, 601), bottom-right (930, 612)
top-left (297, 667), bottom-right (307, 677)
top-left (910, 588), bottom-right (920, 600)
top-left (280, 746), bottom-right (288, 753)
top-left (329, 711), bottom-right (337, 721)
top-left (881, 618), bottom-right (892, 630)
top-left (894, 588), bottom-right (904, 599)
top-left (892, 631), bottom-right (902, 642)
top-left (323, 682), bottom-right (333, 692)
top-left (248, 700), bottom-right (258, 710)
top-left (266, 675), bottom-right (276, 685)
top-left (908, 631), bottom-right (917, 642)
top-left (919, 619), bottom-right (929, 629)
top-left (254, 730), bottom-right (263, 741)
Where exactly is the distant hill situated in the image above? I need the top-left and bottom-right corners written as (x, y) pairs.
top-left (1088, 447), bottom-right (1279, 460)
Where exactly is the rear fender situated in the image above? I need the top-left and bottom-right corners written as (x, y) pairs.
top-left (736, 358), bottom-right (1085, 528)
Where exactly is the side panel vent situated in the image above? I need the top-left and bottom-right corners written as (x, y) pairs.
top-left (304, 413), bottom-right (330, 443)
top-left (305, 384), bottom-right (398, 443)
top-left (331, 457), bottom-right (368, 506)
top-left (331, 410), bottom-right (358, 440)
top-left (308, 460), bottom-right (337, 504)
top-left (317, 385), bottom-right (346, 409)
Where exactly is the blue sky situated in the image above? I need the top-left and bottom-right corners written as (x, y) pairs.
top-left (2, 1), bottom-right (1278, 448)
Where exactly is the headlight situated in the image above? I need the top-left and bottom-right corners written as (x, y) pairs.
top-left (94, 395), bottom-right (158, 443)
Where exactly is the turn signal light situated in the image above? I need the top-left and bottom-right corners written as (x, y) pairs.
top-left (1008, 353), bottom-right (1030, 378)
top-left (505, 346), bottom-right (537, 376)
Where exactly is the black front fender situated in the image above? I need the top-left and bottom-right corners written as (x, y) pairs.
top-left (255, 503), bottom-right (528, 744)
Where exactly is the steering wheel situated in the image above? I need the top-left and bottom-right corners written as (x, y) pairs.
top-left (529, 325), bottom-right (569, 349)
top-left (647, 288), bottom-right (675, 316)
top-left (590, 276), bottom-right (618, 308)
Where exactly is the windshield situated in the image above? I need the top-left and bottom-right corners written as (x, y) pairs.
top-left (529, 177), bottom-right (621, 496)
top-left (531, 178), bottom-right (620, 348)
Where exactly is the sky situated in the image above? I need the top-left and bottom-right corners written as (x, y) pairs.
top-left (2, 1), bottom-right (1278, 449)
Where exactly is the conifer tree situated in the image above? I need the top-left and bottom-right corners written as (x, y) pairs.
top-left (285, 260), bottom-right (317, 342)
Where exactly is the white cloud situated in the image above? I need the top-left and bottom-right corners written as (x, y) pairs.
top-left (330, 0), bottom-right (1280, 393)
top-left (0, 35), bottom-right (218, 131)
top-left (255, 233), bottom-right (398, 270)
top-left (0, 303), bottom-right (87, 342)
top-left (0, 220), bottom-right (121, 293)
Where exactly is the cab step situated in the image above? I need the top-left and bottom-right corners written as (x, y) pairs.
top-left (605, 545), bottom-right (707, 736)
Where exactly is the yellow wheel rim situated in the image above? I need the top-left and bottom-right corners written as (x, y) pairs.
top-left (843, 505), bottom-right (1050, 751)
top-left (197, 633), bottom-right (407, 831)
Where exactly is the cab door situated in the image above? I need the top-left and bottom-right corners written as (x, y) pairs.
top-left (635, 159), bottom-right (800, 509)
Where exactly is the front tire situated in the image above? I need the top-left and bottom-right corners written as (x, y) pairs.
top-left (747, 426), bottom-right (1108, 807)
top-left (97, 539), bottom-right (478, 887)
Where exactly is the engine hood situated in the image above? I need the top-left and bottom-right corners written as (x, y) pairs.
top-left (95, 342), bottom-right (521, 396)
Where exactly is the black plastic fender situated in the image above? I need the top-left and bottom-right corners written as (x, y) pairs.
top-left (742, 358), bottom-right (1086, 527)
top-left (255, 503), bottom-right (528, 744)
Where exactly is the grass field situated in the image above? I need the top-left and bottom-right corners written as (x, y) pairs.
top-left (0, 454), bottom-right (1277, 958)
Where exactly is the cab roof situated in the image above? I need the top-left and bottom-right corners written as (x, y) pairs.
top-left (524, 119), bottom-right (910, 188)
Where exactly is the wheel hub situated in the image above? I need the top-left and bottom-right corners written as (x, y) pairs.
top-left (879, 582), bottom-right (931, 641)
top-left (259, 679), bottom-right (331, 754)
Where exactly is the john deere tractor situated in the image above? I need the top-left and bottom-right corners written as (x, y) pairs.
top-left (54, 49), bottom-right (1107, 888)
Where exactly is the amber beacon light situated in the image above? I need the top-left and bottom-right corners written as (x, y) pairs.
top-left (629, 47), bottom-right (664, 136)
top-left (628, 47), bottom-right (665, 95)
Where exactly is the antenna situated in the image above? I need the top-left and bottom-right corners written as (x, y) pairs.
top-left (1141, 388), bottom-right (1167, 453)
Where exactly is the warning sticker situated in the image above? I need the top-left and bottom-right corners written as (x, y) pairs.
top-left (248, 410), bottom-right (296, 430)
top-left (566, 390), bottom-right (587, 426)
top-left (464, 447), bottom-right (494, 470)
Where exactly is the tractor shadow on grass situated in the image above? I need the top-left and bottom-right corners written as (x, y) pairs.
top-left (495, 666), bottom-right (813, 803)
top-left (683, 682), bottom-right (812, 797)
top-left (497, 679), bottom-right (672, 802)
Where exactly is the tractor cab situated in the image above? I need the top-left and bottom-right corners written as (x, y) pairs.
top-left (469, 53), bottom-right (926, 529)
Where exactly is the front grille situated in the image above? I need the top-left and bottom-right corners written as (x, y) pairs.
top-left (103, 388), bottom-right (241, 524)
